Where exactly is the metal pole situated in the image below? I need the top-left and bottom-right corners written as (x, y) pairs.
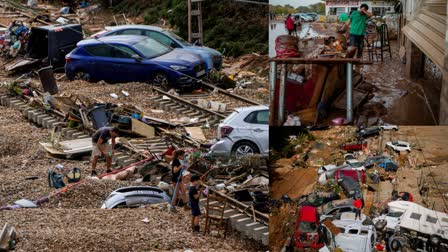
top-left (346, 62), bottom-right (353, 122)
top-left (187, 0), bottom-right (192, 43)
top-left (278, 64), bottom-right (286, 125)
top-left (269, 61), bottom-right (277, 125)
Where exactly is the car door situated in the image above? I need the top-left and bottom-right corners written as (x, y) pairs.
top-left (111, 45), bottom-right (149, 82)
top-left (143, 30), bottom-right (180, 48)
top-left (83, 44), bottom-right (117, 81)
top-left (243, 109), bottom-right (269, 154)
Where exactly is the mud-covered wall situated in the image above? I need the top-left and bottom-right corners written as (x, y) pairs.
top-left (439, 25), bottom-right (448, 124)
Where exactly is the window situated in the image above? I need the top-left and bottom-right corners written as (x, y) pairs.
top-left (144, 31), bottom-right (178, 48)
top-left (84, 44), bottom-right (114, 57)
top-left (410, 213), bottom-right (422, 220)
top-left (133, 38), bottom-right (171, 58)
top-left (113, 45), bottom-right (135, 58)
top-left (426, 215), bottom-right (438, 224)
top-left (119, 29), bottom-right (143, 35)
top-left (387, 212), bottom-right (403, 218)
top-left (162, 30), bottom-right (191, 46)
top-left (338, 227), bottom-right (345, 233)
top-left (244, 110), bottom-right (269, 124)
top-left (348, 229), bottom-right (358, 234)
top-left (360, 230), bottom-right (369, 236)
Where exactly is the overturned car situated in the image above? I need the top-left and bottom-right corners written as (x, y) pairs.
top-left (374, 201), bottom-right (448, 252)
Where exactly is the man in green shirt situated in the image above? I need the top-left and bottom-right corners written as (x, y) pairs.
top-left (341, 4), bottom-right (373, 58)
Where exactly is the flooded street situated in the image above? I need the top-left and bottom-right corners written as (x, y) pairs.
top-left (270, 21), bottom-right (441, 125)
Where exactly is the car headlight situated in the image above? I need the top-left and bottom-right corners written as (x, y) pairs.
top-left (170, 65), bottom-right (187, 70)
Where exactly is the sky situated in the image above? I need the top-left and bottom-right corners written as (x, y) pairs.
top-left (270, 0), bottom-right (321, 7)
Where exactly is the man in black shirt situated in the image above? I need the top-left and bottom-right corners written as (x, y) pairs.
top-left (189, 174), bottom-right (201, 233)
top-left (91, 126), bottom-right (119, 176)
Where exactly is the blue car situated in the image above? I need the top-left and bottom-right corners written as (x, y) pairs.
top-left (65, 35), bottom-right (207, 90)
top-left (91, 25), bottom-right (223, 71)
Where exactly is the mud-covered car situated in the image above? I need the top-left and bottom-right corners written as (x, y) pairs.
top-left (293, 206), bottom-right (324, 249)
top-left (297, 191), bottom-right (340, 207)
top-left (101, 186), bottom-right (171, 209)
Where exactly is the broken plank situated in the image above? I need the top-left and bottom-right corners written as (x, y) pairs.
top-left (185, 126), bottom-right (206, 141)
top-left (131, 118), bottom-right (155, 138)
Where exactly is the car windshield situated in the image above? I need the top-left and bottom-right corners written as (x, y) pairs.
top-left (133, 38), bottom-right (172, 58)
top-left (298, 221), bottom-right (317, 232)
top-left (349, 162), bottom-right (363, 167)
top-left (162, 30), bottom-right (192, 46)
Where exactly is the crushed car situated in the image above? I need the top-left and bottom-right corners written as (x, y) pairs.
top-left (321, 212), bottom-right (377, 252)
top-left (101, 186), bottom-right (171, 209)
top-left (293, 206), bottom-right (324, 249)
top-left (374, 201), bottom-right (448, 252)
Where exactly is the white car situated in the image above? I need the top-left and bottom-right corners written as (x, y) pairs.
top-left (209, 105), bottom-right (269, 157)
top-left (344, 159), bottom-right (366, 171)
top-left (380, 123), bottom-right (399, 131)
top-left (317, 164), bottom-right (337, 175)
top-left (386, 141), bottom-right (411, 152)
top-left (344, 153), bottom-right (356, 161)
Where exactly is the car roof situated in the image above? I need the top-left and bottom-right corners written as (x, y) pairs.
top-left (299, 206), bottom-right (317, 222)
top-left (234, 105), bottom-right (268, 113)
top-left (78, 35), bottom-right (147, 46)
top-left (106, 24), bottom-right (164, 32)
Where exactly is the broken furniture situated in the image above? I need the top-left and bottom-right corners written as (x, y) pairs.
top-left (203, 194), bottom-right (229, 238)
top-left (270, 57), bottom-right (373, 126)
top-left (26, 24), bottom-right (83, 68)
top-left (374, 23), bottom-right (392, 62)
top-left (38, 66), bottom-right (58, 94)
top-left (0, 223), bottom-right (16, 251)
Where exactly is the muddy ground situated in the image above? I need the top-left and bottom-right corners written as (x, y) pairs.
top-left (269, 126), bottom-right (448, 251)
top-left (0, 103), bottom-right (266, 251)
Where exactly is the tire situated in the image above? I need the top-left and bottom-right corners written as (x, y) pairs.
top-left (74, 71), bottom-right (95, 83)
top-left (152, 72), bottom-right (170, 91)
top-left (231, 141), bottom-right (259, 157)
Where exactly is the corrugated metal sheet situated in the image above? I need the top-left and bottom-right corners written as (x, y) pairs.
top-left (402, 0), bottom-right (446, 70)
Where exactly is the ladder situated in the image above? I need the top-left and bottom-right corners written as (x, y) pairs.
top-left (187, 0), bottom-right (204, 45)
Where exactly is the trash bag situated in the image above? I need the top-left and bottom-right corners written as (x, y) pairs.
top-left (48, 170), bottom-right (65, 189)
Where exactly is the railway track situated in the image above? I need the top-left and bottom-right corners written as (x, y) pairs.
top-left (151, 84), bottom-right (264, 127)
top-left (0, 93), bottom-right (269, 246)
top-left (0, 94), bottom-right (173, 169)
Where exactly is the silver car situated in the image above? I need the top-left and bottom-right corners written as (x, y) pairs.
top-left (210, 105), bottom-right (269, 157)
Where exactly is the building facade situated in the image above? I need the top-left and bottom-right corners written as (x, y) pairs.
top-left (325, 0), bottom-right (395, 16)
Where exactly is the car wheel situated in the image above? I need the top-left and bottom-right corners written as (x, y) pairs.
top-left (231, 141), bottom-right (259, 157)
top-left (393, 128), bottom-right (398, 131)
top-left (152, 72), bottom-right (170, 91)
top-left (74, 71), bottom-right (95, 82)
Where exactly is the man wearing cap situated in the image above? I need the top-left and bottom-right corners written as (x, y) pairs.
top-left (91, 126), bottom-right (119, 177)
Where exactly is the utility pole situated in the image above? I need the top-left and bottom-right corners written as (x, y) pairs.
top-left (187, 0), bottom-right (204, 45)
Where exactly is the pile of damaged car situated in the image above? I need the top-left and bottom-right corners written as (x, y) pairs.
top-left (268, 124), bottom-right (443, 252)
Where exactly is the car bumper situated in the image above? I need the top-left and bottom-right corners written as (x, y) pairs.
top-left (208, 138), bottom-right (234, 156)
top-left (173, 69), bottom-right (206, 88)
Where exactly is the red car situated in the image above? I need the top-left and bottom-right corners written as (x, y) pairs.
top-left (334, 168), bottom-right (366, 183)
top-left (341, 141), bottom-right (367, 151)
top-left (294, 206), bottom-right (324, 249)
